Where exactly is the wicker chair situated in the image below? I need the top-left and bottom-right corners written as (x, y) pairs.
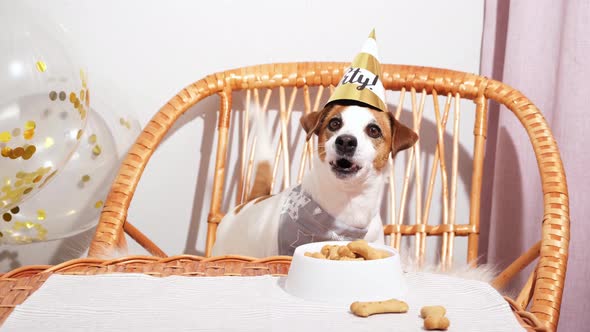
top-left (85, 62), bottom-right (569, 331)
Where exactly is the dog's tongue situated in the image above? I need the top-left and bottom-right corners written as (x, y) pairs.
top-left (336, 159), bottom-right (353, 169)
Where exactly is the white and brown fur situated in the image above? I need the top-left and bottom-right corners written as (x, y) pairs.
top-left (211, 101), bottom-right (418, 257)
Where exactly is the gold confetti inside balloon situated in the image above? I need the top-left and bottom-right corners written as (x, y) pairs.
top-left (1, 98), bottom-right (140, 244)
top-left (0, 4), bottom-right (88, 214)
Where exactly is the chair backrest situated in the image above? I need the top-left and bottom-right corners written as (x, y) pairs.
top-left (88, 62), bottom-right (569, 330)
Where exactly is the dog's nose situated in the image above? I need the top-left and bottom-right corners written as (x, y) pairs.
top-left (335, 135), bottom-right (357, 155)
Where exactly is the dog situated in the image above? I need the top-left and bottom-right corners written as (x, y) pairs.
top-left (210, 100), bottom-right (418, 257)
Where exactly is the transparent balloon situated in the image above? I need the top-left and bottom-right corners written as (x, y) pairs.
top-left (0, 3), bottom-right (88, 213)
top-left (0, 98), bottom-right (140, 244)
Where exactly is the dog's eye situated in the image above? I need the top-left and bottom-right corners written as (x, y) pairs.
top-left (328, 118), bottom-right (342, 131)
top-left (366, 124), bottom-right (382, 138)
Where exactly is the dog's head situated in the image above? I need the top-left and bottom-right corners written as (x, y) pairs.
top-left (301, 102), bottom-right (418, 181)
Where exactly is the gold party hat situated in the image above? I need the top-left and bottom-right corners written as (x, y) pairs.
top-left (326, 29), bottom-right (387, 112)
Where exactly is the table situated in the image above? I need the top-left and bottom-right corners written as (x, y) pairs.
top-left (0, 255), bottom-right (542, 331)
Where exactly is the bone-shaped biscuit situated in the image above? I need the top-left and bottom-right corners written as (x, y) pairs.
top-left (337, 245), bottom-right (356, 258)
top-left (420, 305), bottom-right (446, 318)
top-left (339, 256), bottom-right (364, 261)
top-left (304, 252), bottom-right (325, 259)
top-left (349, 298), bottom-right (409, 317)
top-left (421, 305), bottom-right (449, 330)
top-left (424, 316), bottom-right (450, 330)
top-left (346, 240), bottom-right (382, 260)
top-left (320, 245), bottom-right (341, 260)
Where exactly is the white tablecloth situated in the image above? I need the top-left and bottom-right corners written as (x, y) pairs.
top-left (2, 272), bottom-right (524, 332)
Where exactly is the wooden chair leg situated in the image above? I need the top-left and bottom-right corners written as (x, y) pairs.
top-left (123, 220), bottom-right (168, 258)
top-left (516, 268), bottom-right (536, 309)
top-left (492, 240), bottom-right (541, 289)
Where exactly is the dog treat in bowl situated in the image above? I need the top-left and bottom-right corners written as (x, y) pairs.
top-left (303, 252), bottom-right (325, 259)
top-left (347, 240), bottom-right (386, 260)
top-left (350, 298), bottom-right (409, 317)
top-left (304, 240), bottom-right (391, 261)
top-left (322, 245), bottom-right (341, 260)
top-left (285, 241), bottom-right (405, 304)
top-left (337, 245), bottom-right (356, 258)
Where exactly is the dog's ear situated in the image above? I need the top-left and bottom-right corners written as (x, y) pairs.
top-left (387, 112), bottom-right (418, 158)
top-left (300, 107), bottom-right (329, 141)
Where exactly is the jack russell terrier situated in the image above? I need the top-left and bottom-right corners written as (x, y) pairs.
top-left (210, 100), bottom-right (418, 257)
top-left (211, 30), bottom-right (420, 258)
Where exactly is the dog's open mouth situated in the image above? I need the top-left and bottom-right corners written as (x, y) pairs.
top-left (329, 158), bottom-right (362, 177)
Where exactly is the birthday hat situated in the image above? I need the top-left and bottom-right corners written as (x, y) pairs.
top-left (326, 29), bottom-right (387, 112)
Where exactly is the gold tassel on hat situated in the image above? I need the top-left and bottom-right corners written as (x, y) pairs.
top-left (326, 29), bottom-right (387, 112)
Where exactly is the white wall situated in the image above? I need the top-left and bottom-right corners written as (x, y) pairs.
top-left (0, 0), bottom-right (484, 271)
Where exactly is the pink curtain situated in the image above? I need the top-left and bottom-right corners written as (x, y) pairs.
top-left (479, 0), bottom-right (589, 330)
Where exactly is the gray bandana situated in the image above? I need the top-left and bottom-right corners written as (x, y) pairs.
top-left (278, 185), bottom-right (369, 256)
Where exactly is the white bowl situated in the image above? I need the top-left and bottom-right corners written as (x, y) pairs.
top-left (284, 241), bottom-right (406, 305)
